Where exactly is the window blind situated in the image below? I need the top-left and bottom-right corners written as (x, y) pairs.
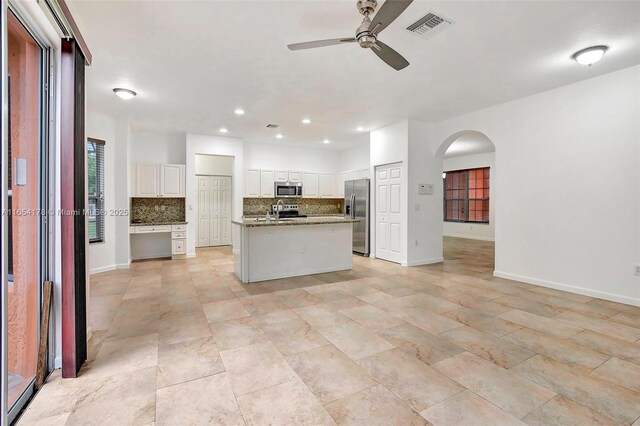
top-left (87, 138), bottom-right (105, 243)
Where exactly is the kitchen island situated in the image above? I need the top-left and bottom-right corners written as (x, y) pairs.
top-left (232, 216), bottom-right (358, 283)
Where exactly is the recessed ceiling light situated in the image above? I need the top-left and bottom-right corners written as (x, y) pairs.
top-left (571, 45), bottom-right (609, 66)
top-left (219, 127), bottom-right (228, 133)
top-left (357, 126), bottom-right (364, 132)
top-left (323, 139), bottom-right (330, 144)
top-left (276, 134), bottom-right (283, 139)
top-left (113, 88), bottom-right (136, 100)
top-left (302, 118), bottom-right (311, 124)
top-left (234, 108), bottom-right (245, 115)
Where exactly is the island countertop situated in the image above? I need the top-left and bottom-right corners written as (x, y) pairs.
top-left (232, 216), bottom-right (359, 227)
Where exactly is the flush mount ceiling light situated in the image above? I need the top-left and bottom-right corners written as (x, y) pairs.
top-left (357, 126), bottom-right (364, 132)
top-left (323, 139), bottom-right (330, 144)
top-left (276, 134), bottom-right (284, 139)
top-left (442, 172), bottom-right (446, 179)
top-left (302, 118), bottom-right (311, 124)
top-left (571, 45), bottom-right (609, 66)
top-left (234, 108), bottom-right (245, 115)
top-left (113, 88), bottom-right (136, 100)
top-left (219, 127), bottom-right (228, 133)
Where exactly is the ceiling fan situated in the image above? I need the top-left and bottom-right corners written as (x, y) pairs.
top-left (287, 0), bottom-right (414, 71)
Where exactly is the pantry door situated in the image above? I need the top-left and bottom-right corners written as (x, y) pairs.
top-left (375, 163), bottom-right (403, 263)
top-left (197, 176), bottom-right (211, 246)
top-left (197, 175), bottom-right (232, 247)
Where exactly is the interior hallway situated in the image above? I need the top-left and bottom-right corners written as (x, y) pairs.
top-left (17, 238), bottom-right (640, 425)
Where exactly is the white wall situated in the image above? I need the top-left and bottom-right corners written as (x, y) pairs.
top-left (443, 152), bottom-right (496, 241)
top-left (423, 65), bottom-right (640, 306)
top-left (243, 142), bottom-right (339, 173)
top-left (195, 154), bottom-right (234, 176)
top-left (186, 134), bottom-right (244, 256)
top-left (130, 131), bottom-right (185, 164)
top-left (338, 142), bottom-right (370, 172)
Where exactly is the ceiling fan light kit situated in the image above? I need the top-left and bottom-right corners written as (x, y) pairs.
top-left (287, 0), bottom-right (414, 71)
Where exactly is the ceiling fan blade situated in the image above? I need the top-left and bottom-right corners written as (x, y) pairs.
top-left (287, 38), bottom-right (356, 51)
top-left (371, 41), bottom-right (409, 70)
top-left (369, 0), bottom-right (414, 35)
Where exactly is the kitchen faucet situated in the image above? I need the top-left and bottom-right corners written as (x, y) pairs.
top-left (276, 199), bottom-right (284, 220)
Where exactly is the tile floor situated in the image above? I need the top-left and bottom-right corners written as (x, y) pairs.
top-left (17, 237), bottom-right (640, 425)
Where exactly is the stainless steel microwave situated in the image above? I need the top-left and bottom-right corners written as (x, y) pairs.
top-left (274, 181), bottom-right (303, 198)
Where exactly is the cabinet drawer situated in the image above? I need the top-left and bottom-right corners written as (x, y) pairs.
top-left (172, 231), bottom-right (185, 239)
top-left (135, 225), bottom-right (171, 233)
top-left (172, 239), bottom-right (186, 254)
top-left (172, 224), bottom-right (186, 232)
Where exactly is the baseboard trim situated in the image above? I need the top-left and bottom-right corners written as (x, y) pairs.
top-left (116, 260), bottom-right (132, 269)
top-left (89, 265), bottom-right (116, 275)
top-left (403, 257), bottom-right (445, 267)
top-left (444, 233), bottom-right (495, 242)
top-left (493, 270), bottom-right (640, 307)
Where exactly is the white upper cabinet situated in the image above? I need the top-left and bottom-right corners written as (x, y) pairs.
top-left (161, 164), bottom-right (185, 197)
top-left (135, 163), bottom-right (161, 197)
top-left (319, 173), bottom-right (336, 198)
top-left (336, 172), bottom-right (347, 198)
top-left (135, 163), bottom-right (185, 198)
top-left (288, 170), bottom-right (302, 182)
top-left (302, 172), bottom-right (319, 198)
top-left (346, 170), bottom-right (359, 182)
top-left (274, 170), bottom-right (289, 182)
top-left (260, 169), bottom-right (275, 197)
top-left (358, 168), bottom-right (370, 179)
top-left (244, 168), bottom-right (261, 197)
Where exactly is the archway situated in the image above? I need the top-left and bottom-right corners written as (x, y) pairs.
top-left (436, 131), bottom-right (496, 274)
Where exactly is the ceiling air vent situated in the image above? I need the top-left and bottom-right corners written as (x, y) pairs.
top-left (266, 124), bottom-right (280, 129)
top-left (406, 12), bottom-right (452, 39)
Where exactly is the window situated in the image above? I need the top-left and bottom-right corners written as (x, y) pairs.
top-left (444, 167), bottom-right (490, 223)
top-left (87, 138), bottom-right (105, 243)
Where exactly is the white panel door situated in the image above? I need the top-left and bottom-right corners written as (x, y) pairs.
top-left (161, 164), bottom-right (185, 197)
top-left (135, 163), bottom-right (160, 197)
top-left (375, 163), bottom-right (403, 263)
top-left (261, 169), bottom-right (275, 197)
top-left (274, 170), bottom-right (289, 182)
top-left (244, 169), bottom-right (260, 197)
top-left (302, 172), bottom-right (319, 198)
top-left (197, 175), bottom-right (233, 248)
top-left (319, 173), bottom-right (336, 198)
top-left (197, 176), bottom-right (211, 247)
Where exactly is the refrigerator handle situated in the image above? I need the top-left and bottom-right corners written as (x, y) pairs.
top-left (351, 193), bottom-right (356, 219)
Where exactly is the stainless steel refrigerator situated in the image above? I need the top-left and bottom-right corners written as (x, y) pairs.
top-left (344, 179), bottom-right (370, 256)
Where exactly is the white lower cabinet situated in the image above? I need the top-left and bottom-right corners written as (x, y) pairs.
top-left (129, 223), bottom-right (187, 259)
top-left (172, 239), bottom-right (185, 254)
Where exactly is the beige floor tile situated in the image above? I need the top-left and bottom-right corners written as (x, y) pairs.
top-left (609, 312), bottom-right (640, 329)
top-left (568, 330), bottom-right (640, 365)
top-left (158, 312), bottom-right (212, 346)
top-left (554, 311), bottom-right (640, 343)
top-left (196, 286), bottom-right (237, 303)
top-left (251, 309), bottom-right (299, 326)
top-left (512, 355), bottom-right (640, 424)
top-left (522, 395), bottom-right (621, 426)
top-left (156, 373), bottom-right (243, 426)
top-left (355, 290), bottom-right (415, 313)
top-left (263, 318), bottom-right (329, 355)
top-left (339, 304), bottom-right (405, 331)
top-left (394, 306), bottom-right (463, 335)
top-left (318, 321), bottom-right (395, 360)
top-left (159, 296), bottom-right (203, 320)
top-left (220, 342), bottom-right (298, 396)
top-left (442, 307), bottom-right (522, 337)
top-left (67, 367), bottom-right (157, 426)
top-left (325, 384), bottom-right (429, 426)
top-left (85, 333), bottom-right (158, 379)
top-left (434, 352), bottom-right (556, 418)
top-left (160, 282), bottom-right (198, 300)
top-left (276, 289), bottom-right (323, 308)
top-left (397, 293), bottom-right (462, 314)
top-left (494, 295), bottom-right (563, 318)
top-left (293, 304), bottom-right (351, 328)
top-left (17, 371), bottom-right (86, 424)
top-left (210, 317), bottom-right (269, 350)
top-left (420, 390), bottom-right (525, 426)
top-left (591, 357), bottom-right (640, 392)
top-left (498, 309), bottom-right (583, 339)
top-left (202, 299), bottom-right (251, 323)
top-left (440, 326), bottom-right (535, 369)
top-left (358, 348), bottom-right (463, 412)
top-left (157, 336), bottom-right (224, 388)
top-left (586, 299), bottom-right (640, 317)
top-left (237, 378), bottom-right (335, 425)
top-left (376, 323), bottom-right (465, 365)
top-left (503, 328), bottom-right (611, 371)
top-left (286, 345), bottom-right (376, 404)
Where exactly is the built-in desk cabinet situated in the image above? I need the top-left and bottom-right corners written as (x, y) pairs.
top-left (130, 223), bottom-right (186, 258)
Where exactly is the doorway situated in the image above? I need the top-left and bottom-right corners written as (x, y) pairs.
top-left (197, 176), bottom-right (232, 247)
top-left (375, 162), bottom-right (403, 263)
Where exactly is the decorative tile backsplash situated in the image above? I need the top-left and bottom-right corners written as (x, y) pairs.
top-left (131, 198), bottom-right (185, 224)
top-left (243, 198), bottom-right (344, 216)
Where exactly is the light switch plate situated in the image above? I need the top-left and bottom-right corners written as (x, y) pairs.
top-left (15, 158), bottom-right (26, 186)
top-left (418, 183), bottom-right (433, 195)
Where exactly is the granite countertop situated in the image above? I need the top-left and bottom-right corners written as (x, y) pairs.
top-left (233, 216), bottom-right (359, 227)
top-left (130, 221), bottom-right (188, 226)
